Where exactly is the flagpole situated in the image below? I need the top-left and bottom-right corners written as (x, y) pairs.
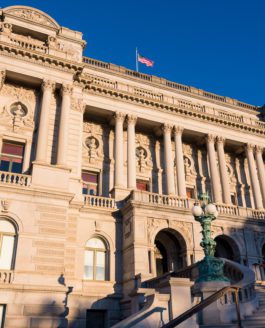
top-left (136, 47), bottom-right (139, 72)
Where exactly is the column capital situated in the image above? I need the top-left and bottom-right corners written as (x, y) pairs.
top-left (216, 136), bottom-right (225, 144)
top-left (206, 134), bottom-right (216, 143)
top-left (162, 123), bottom-right (173, 134)
top-left (0, 70), bottom-right (6, 90)
top-left (61, 84), bottom-right (73, 96)
top-left (256, 145), bottom-right (263, 154)
top-left (114, 112), bottom-right (125, 122)
top-left (41, 80), bottom-right (56, 92)
top-left (127, 114), bottom-right (137, 125)
top-left (245, 143), bottom-right (255, 152)
top-left (173, 125), bottom-right (184, 136)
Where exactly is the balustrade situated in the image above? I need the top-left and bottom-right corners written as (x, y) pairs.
top-left (0, 171), bottom-right (31, 187)
top-left (0, 270), bottom-right (14, 284)
top-left (84, 195), bottom-right (116, 209)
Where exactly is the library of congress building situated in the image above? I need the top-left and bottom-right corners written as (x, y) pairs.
top-left (0, 5), bottom-right (265, 328)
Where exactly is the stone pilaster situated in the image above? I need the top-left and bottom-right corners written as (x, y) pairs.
top-left (0, 70), bottom-right (6, 91)
top-left (36, 80), bottom-right (55, 163)
top-left (162, 124), bottom-right (175, 195)
top-left (114, 112), bottom-right (125, 187)
top-left (255, 146), bottom-right (265, 207)
top-left (245, 144), bottom-right (263, 209)
top-left (127, 115), bottom-right (137, 189)
top-left (206, 134), bottom-right (222, 203)
top-left (216, 136), bottom-right (231, 204)
top-left (174, 126), bottom-right (186, 197)
top-left (57, 84), bottom-right (73, 166)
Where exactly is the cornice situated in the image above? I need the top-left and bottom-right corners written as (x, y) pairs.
top-left (82, 57), bottom-right (260, 115)
top-left (79, 79), bottom-right (265, 138)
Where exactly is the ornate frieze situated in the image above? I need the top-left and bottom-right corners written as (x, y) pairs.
top-left (71, 97), bottom-right (85, 113)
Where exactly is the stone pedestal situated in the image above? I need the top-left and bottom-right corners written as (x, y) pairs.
top-left (110, 187), bottom-right (130, 202)
top-left (31, 162), bottom-right (71, 191)
top-left (193, 281), bottom-right (231, 325)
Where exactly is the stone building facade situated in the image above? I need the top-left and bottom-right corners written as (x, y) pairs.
top-left (0, 5), bottom-right (264, 328)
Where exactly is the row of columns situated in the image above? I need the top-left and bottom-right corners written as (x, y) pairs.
top-left (113, 112), bottom-right (265, 209)
top-left (35, 80), bottom-right (72, 166)
top-left (35, 82), bottom-right (265, 210)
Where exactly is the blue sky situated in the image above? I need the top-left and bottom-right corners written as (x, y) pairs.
top-left (1, 0), bottom-right (264, 106)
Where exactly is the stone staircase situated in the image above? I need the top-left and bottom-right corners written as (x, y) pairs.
top-left (201, 284), bottom-right (265, 328)
top-left (239, 284), bottom-right (265, 328)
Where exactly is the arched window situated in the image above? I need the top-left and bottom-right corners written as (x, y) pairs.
top-left (0, 219), bottom-right (17, 270)
top-left (84, 237), bottom-right (108, 281)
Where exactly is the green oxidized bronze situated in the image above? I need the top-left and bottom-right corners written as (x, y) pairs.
top-left (193, 192), bottom-right (229, 283)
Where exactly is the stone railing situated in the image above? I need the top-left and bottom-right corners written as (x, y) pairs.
top-left (215, 204), bottom-right (239, 216)
top-left (0, 270), bottom-right (14, 284)
top-left (130, 190), bottom-right (189, 209)
top-left (250, 209), bottom-right (265, 219)
top-left (84, 195), bottom-right (116, 209)
top-left (9, 34), bottom-right (48, 54)
top-left (0, 171), bottom-right (31, 187)
top-left (82, 56), bottom-right (259, 113)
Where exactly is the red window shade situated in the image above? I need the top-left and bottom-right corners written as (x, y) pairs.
top-left (82, 172), bottom-right (98, 183)
top-left (186, 188), bottom-right (195, 199)
top-left (137, 180), bottom-right (149, 191)
top-left (2, 142), bottom-right (24, 156)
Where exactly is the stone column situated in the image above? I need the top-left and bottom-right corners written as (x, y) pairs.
top-left (246, 144), bottom-right (263, 210)
top-left (57, 84), bottom-right (72, 166)
top-left (174, 126), bottom-right (186, 197)
top-left (114, 112), bottom-right (125, 187)
top-left (216, 136), bottom-right (231, 204)
top-left (127, 115), bottom-right (137, 189)
top-left (163, 124), bottom-right (175, 195)
top-left (36, 80), bottom-right (55, 163)
top-left (256, 146), bottom-right (265, 207)
top-left (206, 134), bottom-right (222, 203)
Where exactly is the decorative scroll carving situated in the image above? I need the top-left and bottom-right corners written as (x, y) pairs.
top-left (206, 134), bottom-right (216, 143)
top-left (1, 199), bottom-right (10, 213)
top-left (114, 112), bottom-right (125, 122)
top-left (216, 136), bottom-right (225, 144)
top-left (1, 83), bottom-right (37, 103)
top-left (127, 114), bottom-right (137, 125)
top-left (42, 80), bottom-right (56, 92)
top-left (174, 125), bottom-right (183, 135)
top-left (5, 7), bottom-right (59, 29)
top-left (71, 97), bottom-right (85, 113)
top-left (0, 70), bottom-right (6, 90)
top-left (61, 84), bottom-right (73, 96)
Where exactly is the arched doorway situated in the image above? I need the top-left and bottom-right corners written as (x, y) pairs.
top-left (214, 235), bottom-right (240, 262)
top-left (154, 229), bottom-right (187, 276)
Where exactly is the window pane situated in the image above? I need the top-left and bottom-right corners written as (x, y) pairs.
top-left (0, 221), bottom-right (15, 234)
top-left (11, 162), bottom-right (23, 174)
top-left (0, 235), bottom-right (15, 270)
top-left (2, 142), bottom-right (24, 156)
top-left (0, 305), bottom-right (5, 328)
top-left (84, 250), bottom-right (93, 279)
top-left (86, 238), bottom-right (105, 249)
top-left (96, 251), bottom-right (105, 281)
top-left (0, 160), bottom-right (10, 172)
top-left (137, 180), bottom-right (149, 191)
top-left (82, 172), bottom-right (98, 183)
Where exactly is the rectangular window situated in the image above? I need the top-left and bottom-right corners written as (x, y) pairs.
top-left (186, 187), bottom-right (195, 199)
top-left (136, 179), bottom-right (149, 191)
top-left (95, 251), bottom-right (105, 281)
top-left (84, 250), bottom-right (93, 280)
top-left (0, 305), bottom-right (6, 328)
top-left (0, 235), bottom-right (15, 270)
top-left (231, 193), bottom-right (237, 205)
top-left (0, 141), bottom-right (24, 173)
top-left (82, 171), bottom-right (99, 195)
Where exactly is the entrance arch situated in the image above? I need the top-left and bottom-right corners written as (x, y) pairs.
top-left (214, 235), bottom-right (240, 262)
top-left (154, 229), bottom-right (187, 276)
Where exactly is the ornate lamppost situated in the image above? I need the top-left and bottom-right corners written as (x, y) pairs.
top-left (192, 193), bottom-right (229, 282)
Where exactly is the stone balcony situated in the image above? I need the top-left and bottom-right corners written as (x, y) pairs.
top-left (0, 171), bottom-right (31, 187)
top-left (83, 195), bottom-right (116, 210)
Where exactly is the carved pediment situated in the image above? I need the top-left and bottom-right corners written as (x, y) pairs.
top-left (4, 6), bottom-right (60, 29)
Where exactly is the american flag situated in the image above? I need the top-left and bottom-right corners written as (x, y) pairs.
top-left (138, 54), bottom-right (154, 67)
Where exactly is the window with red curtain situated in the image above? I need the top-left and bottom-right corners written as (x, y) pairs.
top-left (186, 187), bottom-right (195, 199)
top-left (82, 171), bottom-right (99, 195)
top-left (136, 180), bottom-right (149, 191)
top-left (0, 141), bottom-right (24, 173)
